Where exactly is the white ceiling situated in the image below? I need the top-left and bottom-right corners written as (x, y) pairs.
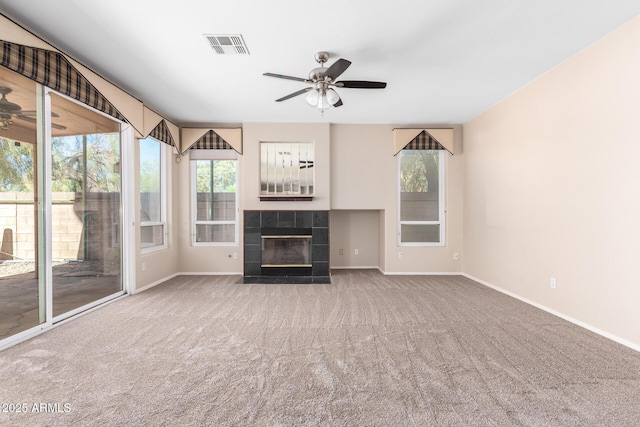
top-left (1, 1), bottom-right (639, 126)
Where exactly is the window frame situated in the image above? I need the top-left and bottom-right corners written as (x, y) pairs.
top-left (397, 149), bottom-right (446, 247)
top-left (139, 137), bottom-right (168, 254)
top-left (189, 149), bottom-right (238, 246)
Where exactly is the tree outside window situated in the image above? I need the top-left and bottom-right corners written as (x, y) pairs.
top-left (139, 137), bottom-right (165, 251)
top-left (398, 150), bottom-right (445, 245)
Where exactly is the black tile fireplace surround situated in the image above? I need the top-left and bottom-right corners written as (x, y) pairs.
top-left (244, 210), bottom-right (330, 284)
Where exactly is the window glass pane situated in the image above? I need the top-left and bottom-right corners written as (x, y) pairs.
top-left (141, 224), bottom-right (164, 249)
top-left (195, 224), bottom-right (235, 243)
top-left (139, 138), bottom-right (161, 223)
top-left (400, 151), bottom-right (440, 222)
top-left (50, 92), bottom-right (122, 317)
top-left (195, 160), bottom-right (236, 222)
top-left (401, 224), bottom-right (440, 243)
top-left (0, 68), bottom-right (41, 340)
top-left (192, 156), bottom-right (237, 244)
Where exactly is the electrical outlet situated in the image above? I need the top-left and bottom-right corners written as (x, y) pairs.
top-left (141, 262), bottom-right (146, 271)
top-left (453, 252), bottom-right (459, 260)
top-left (398, 252), bottom-right (403, 260)
top-left (550, 277), bottom-right (557, 289)
top-left (233, 252), bottom-right (238, 260)
top-left (354, 248), bottom-right (359, 255)
top-left (339, 249), bottom-right (344, 255)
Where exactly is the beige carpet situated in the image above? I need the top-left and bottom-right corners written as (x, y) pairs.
top-left (1, 270), bottom-right (639, 426)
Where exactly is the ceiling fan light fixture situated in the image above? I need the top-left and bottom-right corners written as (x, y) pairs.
top-left (306, 88), bottom-right (331, 111)
top-left (305, 88), bottom-right (320, 107)
top-left (1, 116), bottom-right (13, 130)
top-left (317, 93), bottom-right (331, 111)
top-left (325, 88), bottom-right (340, 106)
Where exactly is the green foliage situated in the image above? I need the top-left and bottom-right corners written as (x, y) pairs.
top-left (400, 150), bottom-right (439, 193)
top-left (0, 137), bottom-right (34, 192)
top-left (51, 133), bottom-right (121, 193)
top-left (2, 133), bottom-right (120, 194)
top-left (196, 160), bottom-right (236, 193)
top-left (139, 160), bottom-right (160, 194)
top-left (139, 138), bottom-right (160, 193)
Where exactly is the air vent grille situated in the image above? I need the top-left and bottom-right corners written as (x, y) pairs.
top-left (204, 34), bottom-right (249, 55)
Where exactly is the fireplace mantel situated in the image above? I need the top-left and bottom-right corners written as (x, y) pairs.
top-left (258, 195), bottom-right (314, 202)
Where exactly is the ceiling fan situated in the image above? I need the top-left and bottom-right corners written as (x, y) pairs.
top-left (0, 86), bottom-right (67, 131)
top-left (263, 51), bottom-right (387, 110)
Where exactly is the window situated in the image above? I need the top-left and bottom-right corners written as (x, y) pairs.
top-left (398, 150), bottom-right (445, 245)
top-left (190, 149), bottom-right (238, 245)
top-left (139, 137), bottom-right (166, 252)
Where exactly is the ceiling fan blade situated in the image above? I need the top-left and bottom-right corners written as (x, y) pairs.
top-left (16, 110), bottom-right (61, 117)
top-left (276, 87), bottom-right (313, 102)
top-left (263, 72), bottom-right (310, 83)
top-left (323, 59), bottom-right (351, 80)
top-left (16, 114), bottom-right (67, 130)
top-left (335, 80), bottom-right (387, 89)
top-left (333, 98), bottom-right (343, 107)
top-left (15, 114), bottom-right (36, 123)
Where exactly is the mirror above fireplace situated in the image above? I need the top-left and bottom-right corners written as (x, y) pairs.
top-left (259, 141), bottom-right (314, 201)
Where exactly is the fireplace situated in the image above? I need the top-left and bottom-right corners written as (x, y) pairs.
top-left (262, 232), bottom-right (312, 268)
top-left (244, 211), bottom-right (330, 283)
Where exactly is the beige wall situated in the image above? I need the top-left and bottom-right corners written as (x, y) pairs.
top-left (167, 122), bottom-right (463, 276)
top-left (242, 122), bottom-right (331, 211)
top-left (173, 122), bottom-right (331, 275)
top-left (330, 124), bottom-right (464, 273)
top-left (174, 144), bottom-right (243, 275)
top-left (463, 16), bottom-right (640, 348)
top-left (330, 210), bottom-right (381, 268)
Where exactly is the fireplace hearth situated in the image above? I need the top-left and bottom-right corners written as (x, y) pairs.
top-left (244, 211), bottom-right (330, 284)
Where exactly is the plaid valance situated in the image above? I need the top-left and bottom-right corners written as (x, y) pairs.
top-left (190, 130), bottom-right (233, 150)
top-left (149, 119), bottom-right (175, 147)
top-left (403, 130), bottom-right (447, 151)
top-left (0, 40), bottom-right (126, 123)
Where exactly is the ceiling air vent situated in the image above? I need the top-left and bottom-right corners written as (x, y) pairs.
top-left (204, 34), bottom-right (249, 55)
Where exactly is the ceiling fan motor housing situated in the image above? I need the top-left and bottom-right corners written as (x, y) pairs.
top-left (309, 67), bottom-right (327, 82)
top-left (0, 87), bottom-right (22, 113)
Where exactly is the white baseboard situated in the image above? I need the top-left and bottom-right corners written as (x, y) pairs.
top-left (383, 271), bottom-right (463, 276)
top-left (178, 272), bottom-right (243, 276)
top-left (132, 272), bottom-right (180, 294)
top-left (335, 266), bottom-right (464, 276)
top-left (134, 272), bottom-right (243, 294)
top-left (462, 273), bottom-right (640, 353)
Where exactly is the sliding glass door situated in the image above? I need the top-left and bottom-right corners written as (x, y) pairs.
top-left (0, 72), bottom-right (41, 340)
top-left (49, 93), bottom-right (123, 319)
top-left (0, 66), bottom-right (125, 344)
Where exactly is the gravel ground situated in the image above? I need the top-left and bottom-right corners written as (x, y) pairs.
top-left (0, 260), bottom-right (105, 278)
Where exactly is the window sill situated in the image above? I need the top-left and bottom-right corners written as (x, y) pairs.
top-left (141, 244), bottom-right (168, 255)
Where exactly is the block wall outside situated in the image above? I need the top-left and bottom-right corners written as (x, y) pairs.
top-left (0, 192), bottom-right (86, 261)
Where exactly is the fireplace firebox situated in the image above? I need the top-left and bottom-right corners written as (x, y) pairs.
top-left (261, 234), bottom-right (312, 268)
top-left (244, 211), bottom-right (330, 283)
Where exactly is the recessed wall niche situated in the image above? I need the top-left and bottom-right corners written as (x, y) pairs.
top-left (260, 141), bottom-right (314, 200)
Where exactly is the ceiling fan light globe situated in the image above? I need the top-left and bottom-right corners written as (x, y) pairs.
top-left (318, 94), bottom-right (331, 111)
top-left (326, 88), bottom-right (340, 106)
top-left (306, 89), bottom-right (320, 107)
